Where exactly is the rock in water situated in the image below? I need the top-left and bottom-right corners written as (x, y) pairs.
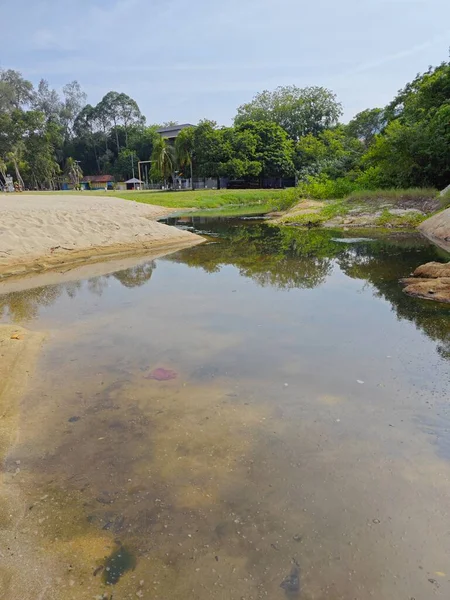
top-left (145, 368), bottom-right (177, 381)
top-left (280, 565), bottom-right (300, 596)
top-left (401, 262), bottom-right (450, 304)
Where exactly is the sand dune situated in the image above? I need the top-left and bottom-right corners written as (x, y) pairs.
top-left (0, 193), bottom-right (202, 279)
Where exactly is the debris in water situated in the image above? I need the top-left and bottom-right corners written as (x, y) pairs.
top-left (356, 380), bottom-right (364, 384)
top-left (145, 367), bottom-right (177, 381)
top-left (280, 565), bottom-right (300, 595)
top-left (68, 416), bottom-right (80, 423)
top-left (293, 534), bottom-right (302, 542)
top-left (93, 565), bottom-right (104, 577)
top-left (10, 332), bottom-right (23, 340)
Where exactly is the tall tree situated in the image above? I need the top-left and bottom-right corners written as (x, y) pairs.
top-left (346, 108), bottom-right (386, 148)
top-left (175, 127), bottom-right (195, 186)
top-left (236, 121), bottom-right (295, 181)
top-left (61, 81), bottom-right (87, 138)
top-left (117, 93), bottom-right (142, 147)
top-left (0, 69), bottom-right (34, 111)
top-left (32, 79), bottom-right (62, 122)
top-left (235, 85), bottom-right (342, 139)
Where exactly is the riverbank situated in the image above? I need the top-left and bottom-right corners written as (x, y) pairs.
top-left (272, 189), bottom-right (447, 229)
top-left (0, 194), bottom-right (203, 280)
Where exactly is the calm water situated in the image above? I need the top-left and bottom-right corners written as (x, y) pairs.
top-left (1, 220), bottom-right (450, 600)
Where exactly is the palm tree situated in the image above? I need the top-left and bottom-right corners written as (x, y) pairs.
top-left (7, 147), bottom-right (25, 190)
top-left (65, 157), bottom-right (83, 188)
top-left (175, 128), bottom-right (194, 189)
top-left (151, 135), bottom-right (175, 188)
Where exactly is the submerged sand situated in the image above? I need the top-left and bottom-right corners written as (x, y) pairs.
top-left (0, 193), bottom-right (202, 279)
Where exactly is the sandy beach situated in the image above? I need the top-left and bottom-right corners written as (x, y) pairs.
top-left (0, 193), bottom-right (203, 280)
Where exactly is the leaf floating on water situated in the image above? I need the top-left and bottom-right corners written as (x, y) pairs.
top-left (145, 368), bottom-right (177, 381)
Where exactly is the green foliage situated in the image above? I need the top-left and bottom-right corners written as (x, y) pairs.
top-left (296, 174), bottom-right (358, 199)
top-left (236, 121), bottom-right (295, 178)
top-left (112, 148), bottom-right (139, 181)
top-left (235, 85), bottom-right (342, 139)
top-left (295, 126), bottom-right (364, 179)
top-left (346, 108), bottom-right (385, 147)
top-left (375, 209), bottom-right (426, 228)
top-left (150, 136), bottom-right (175, 182)
top-left (353, 166), bottom-right (385, 190)
top-left (370, 61), bottom-right (450, 188)
top-left (1, 56), bottom-right (448, 194)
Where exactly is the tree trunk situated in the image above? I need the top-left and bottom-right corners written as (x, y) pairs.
top-left (190, 161), bottom-right (193, 190)
top-left (114, 121), bottom-right (120, 153)
top-left (13, 158), bottom-right (25, 189)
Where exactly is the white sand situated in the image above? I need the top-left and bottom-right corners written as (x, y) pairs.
top-left (0, 193), bottom-right (203, 279)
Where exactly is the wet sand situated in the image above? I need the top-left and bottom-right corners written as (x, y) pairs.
top-left (0, 324), bottom-right (49, 600)
top-left (0, 193), bottom-right (203, 280)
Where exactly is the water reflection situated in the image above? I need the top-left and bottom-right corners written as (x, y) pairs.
top-left (1, 224), bottom-right (449, 359)
top-left (0, 261), bottom-right (156, 322)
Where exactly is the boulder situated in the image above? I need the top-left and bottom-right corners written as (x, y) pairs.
top-left (402, 261), bottom-right (450, 303)
top-left (402, 277), bottom-right (450, 304)
top-left (419, 208), bottom-right (450, 252)
top-left (413, 261), bottom-right (450, 278)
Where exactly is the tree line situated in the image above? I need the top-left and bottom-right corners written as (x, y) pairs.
top-left (0, 57), bottom-right (449, 191)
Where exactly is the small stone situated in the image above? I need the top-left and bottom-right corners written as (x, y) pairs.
top-left (372, 519), bottom-right (380, 524)
top-left (293, 534), bottom-right (302, 542)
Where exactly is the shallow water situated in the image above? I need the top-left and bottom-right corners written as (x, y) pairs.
top-left (1, 221), bottom-right (450, 599)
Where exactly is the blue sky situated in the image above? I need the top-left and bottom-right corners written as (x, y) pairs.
top-left (1, 0), bottom-right (449, 125)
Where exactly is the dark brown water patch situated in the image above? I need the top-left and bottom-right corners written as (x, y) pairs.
top-left (102, 544), bottom-right (136, 585)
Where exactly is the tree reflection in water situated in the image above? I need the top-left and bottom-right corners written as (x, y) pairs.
top-left (1, 220), bottom-right (448, 356)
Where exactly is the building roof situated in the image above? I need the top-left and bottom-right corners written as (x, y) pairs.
top-left (157, 123), bottom-right (194, 134)
top-left (82, 175), bottom-right (114, 183)
top-left (125, 177), bottom-right (143, 183)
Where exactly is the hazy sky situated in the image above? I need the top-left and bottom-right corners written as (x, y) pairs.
top-left (1, 0), bottom-right (449, 125)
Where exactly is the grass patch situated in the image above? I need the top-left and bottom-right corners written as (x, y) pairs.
top-left (26, 188), bottom-right (286, 213)
top-left (176, 203), bottom-right (273, 218)
top-left (375, 209), bottom-right (427, 227)
top-left (105, 188), bottom-right (285, 210)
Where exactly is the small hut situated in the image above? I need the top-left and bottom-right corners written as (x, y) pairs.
top-left (81, 175), bottom-right (114, 190)
top-left (125, 177), bottom-right (143, 190)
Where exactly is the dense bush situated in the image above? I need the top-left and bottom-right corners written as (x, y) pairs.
top-left (296, 174), bottom-right (358, 199)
